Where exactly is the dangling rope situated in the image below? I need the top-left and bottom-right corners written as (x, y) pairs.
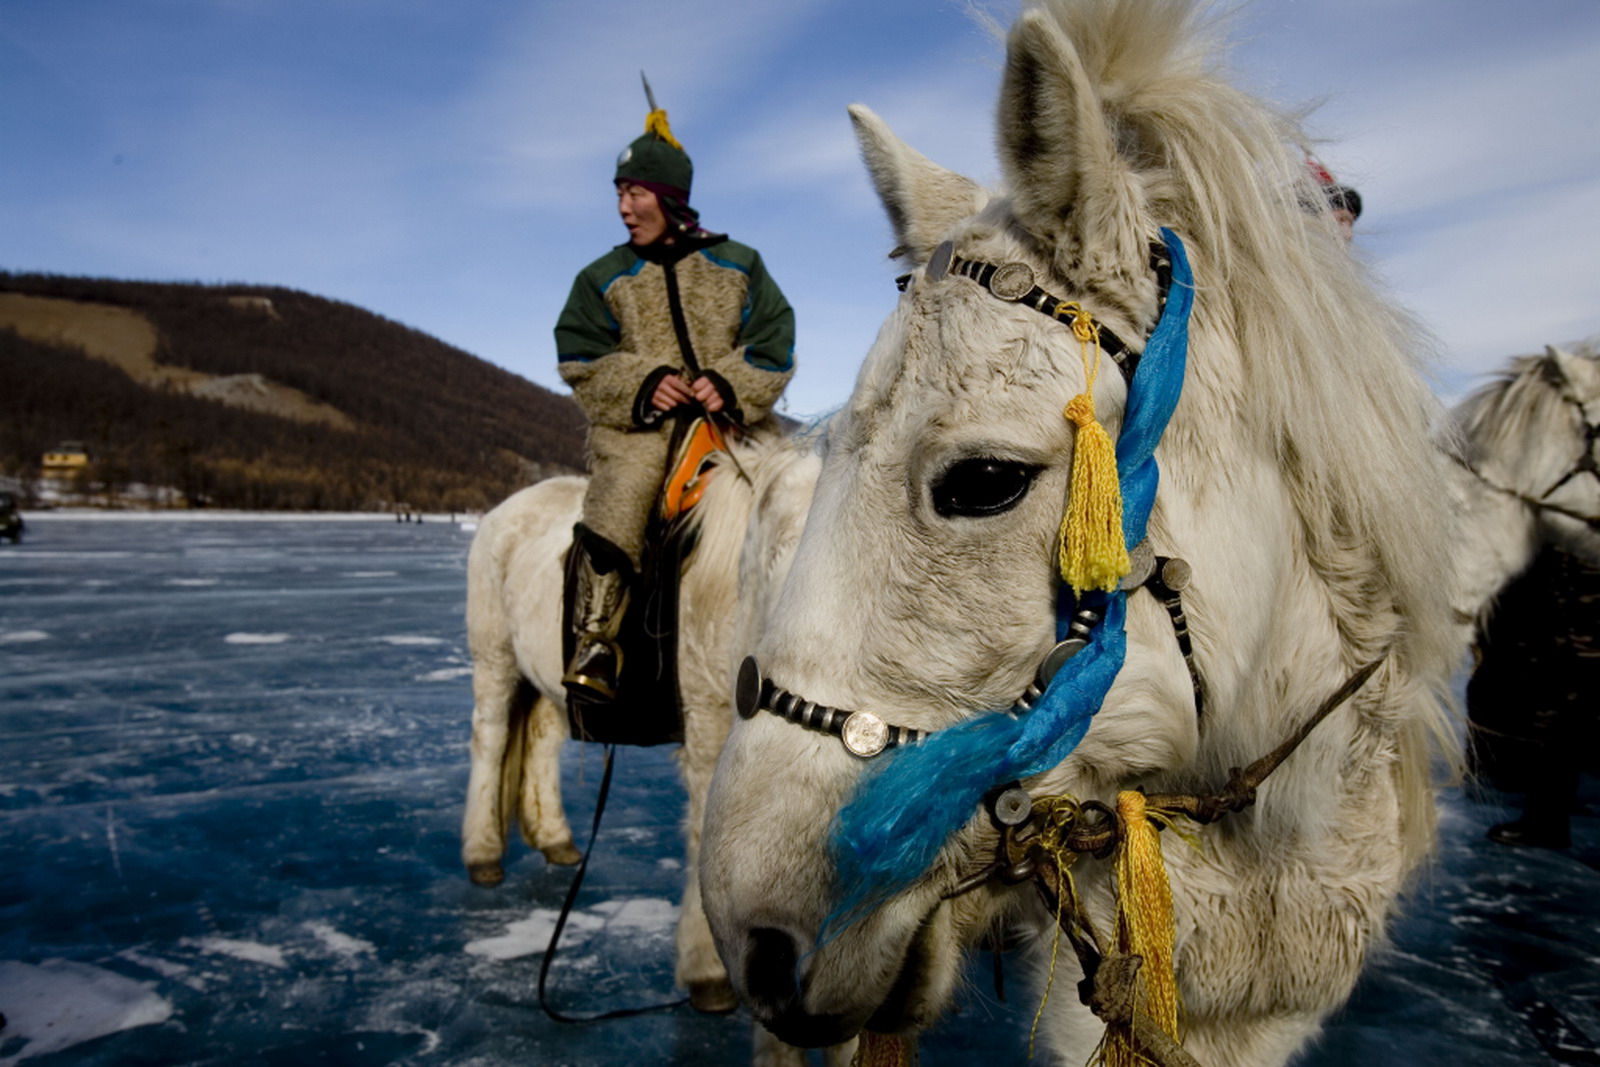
top-left (1057, 304), bottom-right (1130, 595)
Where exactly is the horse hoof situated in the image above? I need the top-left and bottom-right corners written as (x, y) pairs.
top-left (688, 978), bottom-right (739, 1014)
top-left (541, 841), bottom-right (582, 866)
top-left (467, 862), bottom-right (504, 887)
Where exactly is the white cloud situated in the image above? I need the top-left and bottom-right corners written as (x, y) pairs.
top-left (1380, 175), bottom-right (1600, 380)
top-left (447, 0), bottom-right (836, 210)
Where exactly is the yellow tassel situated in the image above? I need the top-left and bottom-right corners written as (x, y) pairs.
top-left (852, 1030), bottom-right (917, 1067)
top-left (644, 108), bottom-right (683, 150)
top-left (1102, 791), bottom-right (1180, 1067)
top-left (1055, 305), bottom-right (1129, 594)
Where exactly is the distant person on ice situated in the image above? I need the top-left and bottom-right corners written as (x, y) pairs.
top-left (553, 84), bottom-right (795, 706)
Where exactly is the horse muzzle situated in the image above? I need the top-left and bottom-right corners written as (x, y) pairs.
top-left (732, 904), bottom-right (954, 1048)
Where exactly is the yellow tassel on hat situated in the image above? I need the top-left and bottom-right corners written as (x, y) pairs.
top-left (1055, 305), bottom-right (1129, 594)
top-left (644, 108), bottom-right (683, 150)
top-left (1102, 790), bottom-right (1180, 1067)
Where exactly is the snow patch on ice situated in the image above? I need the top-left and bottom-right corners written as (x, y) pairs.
top-left (347, 571), bottom-right (398, 578)
top-left (466, 909), bottom-right (602, 961)
top-left (589, 897), bottom-right (678, 932)
top-left (418, 666), bottom-right (474, 682)
top-left (224, 632), bottom-right (292, 645)
top-left (0, 630), bottom-right (50, 644)
top-left (118, 949), bottom-right (208, 992)
top-left (378, 635), bottom-right (444, 646)
top-left (609, 826), bottom-right (655, 844)
top-left (183, 936), bottom-right (288, 969)
top-left (0, 958), bottom-right (172, 1064)
top-left (656, 857), bottom-right (682, 871)
top-left (305, 921), bottom-right (377, 959)
top-left (463, 898), bottom-right (678, 962)
top-left (166, 577), bottom-right (219, 587)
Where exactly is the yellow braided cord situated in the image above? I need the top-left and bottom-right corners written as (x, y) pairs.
top-left (1055, 305), bottom-right (1129, 594)
top-left (1027, 852), bottom-right (1069, 1058)
top-left (1026, 796), bottom-right (1087, 1059)
top-left (1103, 791), bottom-right (1180, 1067)
top-left (644, 108), bottom-right (683, 149)
top-left (852, 1030), bottom-right (917, 1067)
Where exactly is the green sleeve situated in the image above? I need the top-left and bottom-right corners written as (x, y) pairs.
top-left (739, 251), bottom-right (796, 374)
top-left (554, 270), bottom-right (620, 364)
top-left (554, 264), bottom-right (673, 430)
top-left (706, 249), bottom-right (794, 423)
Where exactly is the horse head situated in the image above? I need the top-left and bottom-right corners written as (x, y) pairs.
top-left (702, 2), bottom-right (1461, 1060)
top-left (1450, 340), bottom-right (1600, 621)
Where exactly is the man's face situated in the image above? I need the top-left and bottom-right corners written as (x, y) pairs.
top-left (617, 182), bottom-right (667, 246)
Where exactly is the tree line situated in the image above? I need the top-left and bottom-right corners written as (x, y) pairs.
top-left (1, 272), bottom-right (587, 512)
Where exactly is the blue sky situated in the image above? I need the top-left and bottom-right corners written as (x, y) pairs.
top-left (4, 0), bottom-right (1598, 418)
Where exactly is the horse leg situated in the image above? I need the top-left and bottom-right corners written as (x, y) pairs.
top-left (461, 654), bottom-right (524, 886)
top-left (518, 691), bottom-right (580, 865)
top-left (675, 703), bottom-right (736, 1013)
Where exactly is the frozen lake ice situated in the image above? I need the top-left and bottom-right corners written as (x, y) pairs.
top-left (1, 515), bottom-right (1596, 1065)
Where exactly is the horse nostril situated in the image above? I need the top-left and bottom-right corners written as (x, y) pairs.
top-left (745, 927), bottom-right (801, 1006)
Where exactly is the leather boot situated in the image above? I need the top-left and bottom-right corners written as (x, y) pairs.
top-left (563, 530), bottom-right (632, 705)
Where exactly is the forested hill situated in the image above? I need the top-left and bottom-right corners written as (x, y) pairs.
top-left (0, 272), bottom-right (587, 512)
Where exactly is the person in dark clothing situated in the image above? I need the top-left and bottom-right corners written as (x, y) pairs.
top-left (553, 94), bottom-right (795, 704)
top-left (1468, 545), bottom-right (1600, 848)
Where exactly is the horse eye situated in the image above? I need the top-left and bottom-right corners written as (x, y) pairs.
top-left (931, 458), bottom-right (1041, 518)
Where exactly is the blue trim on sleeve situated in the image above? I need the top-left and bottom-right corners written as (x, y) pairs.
top-left (697, 248), bottom-right (750, 275)
top-left (566, 258), bottom-right (643, 358)
top-left (602, 257), bottom-right (649, 289)
top-left (743, 346), bottom-right (794, 373)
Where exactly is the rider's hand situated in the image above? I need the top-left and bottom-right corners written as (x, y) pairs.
top-left (651, 374), bottom-right (694, 412)
top-left (690, 376), bottom-right (725, 413)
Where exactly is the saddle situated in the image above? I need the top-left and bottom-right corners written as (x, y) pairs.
top-left (562, 413), bottom-right (736, 747)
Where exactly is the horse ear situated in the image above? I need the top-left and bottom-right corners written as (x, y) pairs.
top-left (848, 104), bottom-right (985, 264)
top-left (1545, 344), bottom-right (1600, 401)
top-left (996, 10), bottom-right (1144, 273)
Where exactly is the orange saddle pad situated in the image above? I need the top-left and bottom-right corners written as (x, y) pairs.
top-left (659, 416), bottom-right (732, 523)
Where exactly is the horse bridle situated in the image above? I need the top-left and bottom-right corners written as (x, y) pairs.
top-left (739, 240), bottom-right (1204, 756)
top-left (734, 234), bottom-right (1395, 1067)
top-left (735, 541), bottom-right (1204, 757)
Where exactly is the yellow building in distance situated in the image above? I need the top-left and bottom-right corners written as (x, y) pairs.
top-left (41, 441), bottom-right (90, 479)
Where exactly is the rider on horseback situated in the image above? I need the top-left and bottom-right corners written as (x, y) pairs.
top-left (554, 84), bottom-right (795, 706)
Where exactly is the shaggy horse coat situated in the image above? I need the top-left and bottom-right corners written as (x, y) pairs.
top-left (460, 428), bottom-right (850, 1063)
top-left (699, 2), bottom-right (1464, 1063)
top-left (1447, 340), bottom-right (1600, 627)
top-left (459, 434), bottom-right (816, 983)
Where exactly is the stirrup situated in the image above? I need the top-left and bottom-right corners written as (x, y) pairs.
top-left (564, 635), bottom-right (623, 703)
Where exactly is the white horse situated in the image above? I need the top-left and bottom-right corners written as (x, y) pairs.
top-left (700, 2), bottom-right (1465, 1064)
top-left (460, 426), bottom-right (820, 1018)
top-left (1447, 339), bottom-right (1600, 624)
